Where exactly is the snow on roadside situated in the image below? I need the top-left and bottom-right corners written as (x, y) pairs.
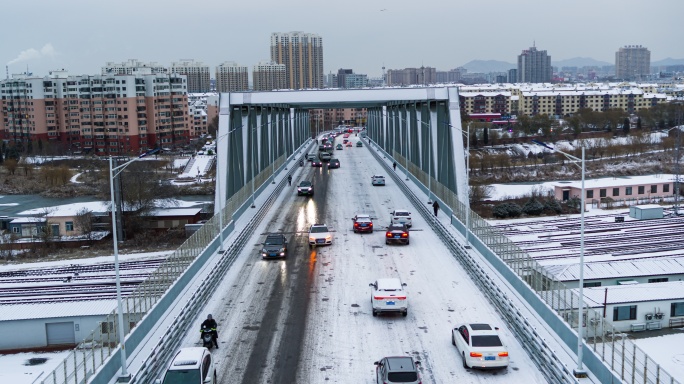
top-left (0, 351), bottom-right (70, 384)
top-left (632, 333), bottom-right (684, 380)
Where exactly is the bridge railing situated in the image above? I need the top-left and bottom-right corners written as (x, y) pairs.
top-left (393, 149), bottom-right (680, 384)
top-left (40, 154), bottom-right (287, 384)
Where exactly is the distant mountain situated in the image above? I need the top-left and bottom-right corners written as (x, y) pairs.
top-left (652, 58), bottom-right (684, 67)
top-left (461, 60), bottom-right (515, 73)
top-left (552, 57), bottom-right (612, 68)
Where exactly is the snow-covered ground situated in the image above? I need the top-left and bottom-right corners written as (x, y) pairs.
top-left (633, 333), bottom-right (684, 380)
top-left (0, 351), bottom-right (70, 383)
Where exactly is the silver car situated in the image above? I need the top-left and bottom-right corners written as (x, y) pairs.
top-left (371, 175), bottom-right (385, 186)
top-left (374, 356), bottom-right (421, 384)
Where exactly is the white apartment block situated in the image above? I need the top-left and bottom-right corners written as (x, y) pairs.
top-left (216, 62), bottom-right (249, 92)
top-left (458, 83), bottom-right (668, 117)
top-left (252, 61), bottom-right (287, 91)
top-left (271, 32), bottom-right (324, 89)
top-left (171, 60), bottom-right (211, 93)
top-left (102, 59), bottom-right (168, 75)
top-left (0, 70), bottom-right (191, 155)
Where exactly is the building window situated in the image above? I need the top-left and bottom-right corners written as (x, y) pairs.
top-left (101, 322), bottom-right (114, 334)
top-left (651, 185), bottom-right (657, 193)
top-left (66, 222), bottom-right (74, 231)
top-left (600, 189), bottom-right (607, 198)
top-left (12, 227), bottom-right (19, 234)
top-left (583, 281), bottom-right (601, 288)
top-left (648, 278), bottom-right (668, 283)
top-left (638, 186), bottom-right (645, 194)
top-left (664, 184), bottom-right (670, 193)
top-left (672, 302), bottom-right (684, 317)
top-left (613, 188), bottom-right (620, 196)
top-left (586, 190), bottom-right (594, 198)
top-left (625, 187), bottom-right (632, 196)
top-left (613, 305), bottom-right (637, 321)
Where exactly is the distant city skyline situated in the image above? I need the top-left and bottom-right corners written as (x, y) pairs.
top-left (1, 0), bottom-right (682, 78)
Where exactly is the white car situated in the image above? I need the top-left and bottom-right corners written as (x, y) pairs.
top-left (156, 347), bottom-right (217, 384)
top-left (451, 323), bottom-right (509, 369)
top-left (369, 278), bottom-right (408, 317)
top-left (308, 224), bottom-right (332, 247)
top-left (390, 209), bottom-right (412, 228)
top-left (371, 175), bottom-right (386, 186)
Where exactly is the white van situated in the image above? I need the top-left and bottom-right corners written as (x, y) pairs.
top-left (156, 347), bottom-right (216, 384)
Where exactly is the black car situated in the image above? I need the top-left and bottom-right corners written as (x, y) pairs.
top-left (328, 158), bottom-right (340, 169)
top-left (311, 160), bottom-right (323, 167)
top-left (261, 233), bottom-right (288, 259)
top-left (385, 224), bottom-right (409, 245)
top-left (297, 180), bottom-right (314, 196)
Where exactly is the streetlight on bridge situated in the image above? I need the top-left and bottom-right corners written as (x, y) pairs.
top-left (533, 139), bottom-right (588, 379)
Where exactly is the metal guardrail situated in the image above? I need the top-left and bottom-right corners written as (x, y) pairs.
top-left (368, 142), bottom-right (579, 383)
top-left (385, 140), bottom-right (681, 384)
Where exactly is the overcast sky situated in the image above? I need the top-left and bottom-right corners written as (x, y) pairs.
top-left (2, 0), bottom-right (683, 78)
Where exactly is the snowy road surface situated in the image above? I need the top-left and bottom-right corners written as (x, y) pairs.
top-left (176, 140), bottom-right (548, 383)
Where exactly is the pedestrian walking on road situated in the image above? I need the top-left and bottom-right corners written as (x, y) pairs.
top-left (432, 201), bottom-right (440, 217)
top-left (287, 175), bottom-right (292, 186)
top-left (393, 162), bottom-right (397, 171)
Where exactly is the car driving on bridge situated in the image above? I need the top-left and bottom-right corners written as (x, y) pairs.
top-left (297, 180), bottom-right (314, 196)
top-left (452, 323), bottom-right (509, 369)
top-left (308, 224), bottom-right (332, 247)
top-left (390, 209), bottom-right (412, 228)
top-left (156, 347), bottom-right (217, 384)
top-left (374, 356), bottom-right (421, 384)
top-left (261, 233), bottom-right (288, 259)
top-left (370, 278), bottom-right (408, 317)
top-left (385, 223), bottom-right (409, 245)
top-left (352, 214), bottom-right (373, 233)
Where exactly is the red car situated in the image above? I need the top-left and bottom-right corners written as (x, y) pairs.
top-left (352, 214), bottom-right (373, 233)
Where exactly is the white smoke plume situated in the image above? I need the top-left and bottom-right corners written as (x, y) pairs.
top-left (7, 44), bottom-right (57, 65)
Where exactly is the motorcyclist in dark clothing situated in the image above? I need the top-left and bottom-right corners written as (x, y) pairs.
top-left (201, 314), bottom-right (219, 348)
top-left (288, 175), bottom-right (292, 186)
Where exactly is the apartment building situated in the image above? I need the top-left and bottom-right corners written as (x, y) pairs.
top-left (216, 62), bottom-right (249, 92)
top-left (271, 32), bottom-right (324, 89)
top-left (102, 59), bottom-right (167, 75)
top-left (0, 70), bottom-right (190, 155)
top-left (458, 83), bottom-right (668, 117)
top-left (310, 107), bottom-right (367, 131)
top-left (386, 67), bottom-right (437, 86)
top-left (171, 60), bottom-right (211, 93)
top-left (616, 45), bottom-right (651, 81)
top-left (252, 61), bottom-right (286, 91)
top-left (517, 45), bottom-right (552, 83)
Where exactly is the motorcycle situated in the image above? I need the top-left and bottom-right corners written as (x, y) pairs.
top-left (299, 159), bottom-right (304, 167)
top-left (200, 325), bottom-right (216, 349)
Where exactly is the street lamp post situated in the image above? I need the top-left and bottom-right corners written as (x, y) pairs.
top-left (108, 148), bottom-right (159, 382)
top-left (533, 140), bottom-right (587, 378)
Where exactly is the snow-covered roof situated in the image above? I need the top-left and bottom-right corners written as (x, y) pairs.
top-left (633, 204), bottom-right (664, 210)
top-left (577, 281), bottom-right (684, 307)
top-left (148, 208), bottom-right (202, 217)
top-left (18, 201), bottom-right (109, 217)
top-left (545, 257), bottom-right (684, 282)
top-left (10, 217), bottom-right (44, 224)
top-left (0, 300), bottom-right (116, 321)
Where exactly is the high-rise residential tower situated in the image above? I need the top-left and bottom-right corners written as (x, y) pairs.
top-left (216, 62), bottom-right (249, 92)
top-left (615, 45), bottom-right (650, 80)
top-left (270, 32), bottom-right (324, 89)
top-left (171, 59), bottom-right (211, 93)
top-left (252, 61), bottom-right (287, 91)
top-left (517, 45), bottom-right (552, 83)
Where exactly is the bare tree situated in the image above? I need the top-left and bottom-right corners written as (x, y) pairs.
top-left (75, 208), bottom-right (94, 243)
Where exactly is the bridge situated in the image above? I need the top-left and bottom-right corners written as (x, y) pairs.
top-left (39, 87), bottom-right (676, 384)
